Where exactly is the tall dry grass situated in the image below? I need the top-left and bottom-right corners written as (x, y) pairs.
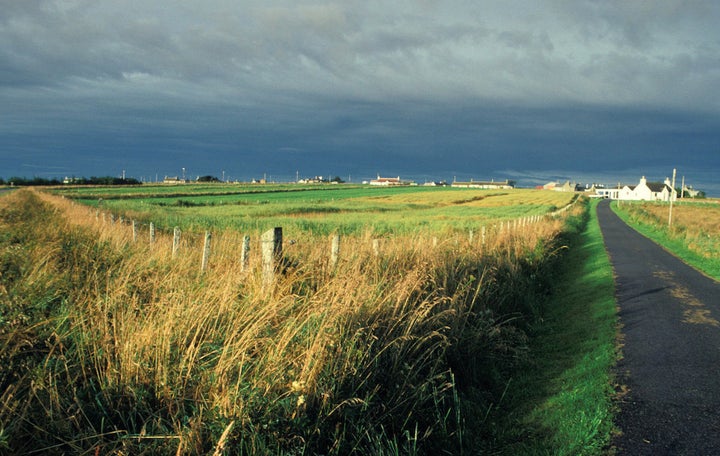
top-left (620, 201), bottom-right (720, 259)
top-left (1, 189), bottom-right (577, 454)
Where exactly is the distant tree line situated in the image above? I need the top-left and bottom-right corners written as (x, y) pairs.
top-left (0, 176), bottom-right (141, 186)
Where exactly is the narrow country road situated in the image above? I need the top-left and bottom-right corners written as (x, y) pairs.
top-left (596, 200), bottom-right (720, 455)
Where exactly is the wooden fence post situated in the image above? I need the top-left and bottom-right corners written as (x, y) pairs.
top-left (372, 239), bottom-right (380, 256)
top-left (469, 229), bottom-right (474, 243)
top-left (150, 222), bottom-right (155, 244)
top-left (240, 235), bottom-right (251, 272)
top-left (330, 234), bottom-right (340, 269)
top-left (262, 227), bottom-right (282, 286)
top-left (132, 220), bottom-right (137, 243)
top-left (172, 227), bottom-right (181, 259)
top-left (201, 231), bottom-right (212, 272)
top-left (481, 225), bottom-right (486, 246)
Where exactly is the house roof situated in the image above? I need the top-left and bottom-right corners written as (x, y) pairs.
top-left (647, 182), bottom-right (670, 192)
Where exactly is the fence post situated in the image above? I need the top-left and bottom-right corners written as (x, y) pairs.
top-left (372, 239), bottom-right (380, 256)
top-left (469, 229), bottom-right (474, 243)
top-left (150, 222), bottom-right (155, 244)
top-left (481, 225), bottom-right (486, 246)
top-left (172, 227), bottom-right (181, 259)
top-left (240, 235), bottom-right (251, 272)
top-left (132, 220), bottom-right (138, 243)
top-left (262, 227), bottom-right (283, 286)
top-left (330, 234), bottom-right (340, 269)
top-left (201, 231), bottom-right (212, 272)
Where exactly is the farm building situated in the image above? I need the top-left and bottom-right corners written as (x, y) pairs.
top-left (370, 175), bottom-right (409, 186)
top-left (594, 176), bottom-right (676, 202)
top-left (163, 176), bottom-right (188, 184)
top-left (451, 179), bottom-right (515, 189)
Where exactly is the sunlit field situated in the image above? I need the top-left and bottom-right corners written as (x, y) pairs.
top-left (55, 184), bottom-right (576, 235)
top-left (1, 186), bottom-right (594, 454)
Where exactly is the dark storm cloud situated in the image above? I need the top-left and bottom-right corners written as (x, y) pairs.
top-left (1, 0), bottom-right (719, 192)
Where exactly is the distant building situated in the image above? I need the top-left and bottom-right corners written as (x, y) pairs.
top-left (556, 181), bottom-right (583, 192)
top-left (370, 175), bottom-right (408, 186)
top-left (163, 176), bottom-right (188, 184)
top-left (297, 176), bottom-right (325, 184)
top-left (594, 176), bottom-right (676, 202)
top-left (451, 179), bottom-right (514, 189)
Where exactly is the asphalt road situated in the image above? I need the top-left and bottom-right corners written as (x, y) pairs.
top-left (596, 200), bottom-right (720, 455)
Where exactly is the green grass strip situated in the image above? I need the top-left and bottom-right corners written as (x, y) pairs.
top-left (611, 202), bottom-right (720, 280)
top-left (492, 199), bottom-right (618, 455)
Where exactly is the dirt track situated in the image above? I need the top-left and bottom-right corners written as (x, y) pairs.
top-left (597, 200), bottom-right (720, 455)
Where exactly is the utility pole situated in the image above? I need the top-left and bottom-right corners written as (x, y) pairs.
top-left (668, 168), bottom-right (677, 227)
top-left (681, 175), bottom-right (685, 199)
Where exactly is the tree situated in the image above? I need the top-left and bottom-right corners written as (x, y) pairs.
top-left (197, 175), bottom-right (220, 182)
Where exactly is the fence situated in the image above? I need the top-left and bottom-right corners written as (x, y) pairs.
top-left (81, 202), bottom-right (554, 288)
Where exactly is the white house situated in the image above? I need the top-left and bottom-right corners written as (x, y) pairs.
top-left (597, 176), bottom-right (676, 201)
top-left (370, 175), bottom-right (406, 186)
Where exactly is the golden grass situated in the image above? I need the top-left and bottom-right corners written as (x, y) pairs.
top-left (2, 189), bottom-right (578, 454)
top-left (623, 200), bottom-right (720, 259)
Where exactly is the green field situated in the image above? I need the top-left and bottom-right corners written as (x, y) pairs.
top-left (55, 184), bottom-right (577, 235)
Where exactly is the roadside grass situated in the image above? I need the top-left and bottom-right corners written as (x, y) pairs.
top-left (612, 201), bottom-right (720, 280)
top-left (482, 198), bottom-right (618, 455)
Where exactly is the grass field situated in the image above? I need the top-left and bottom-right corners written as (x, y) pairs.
top-left (0, 186), bottom-right (615, 455)
top-left (55, 184), bottom-right (576, 235)
top-left (612, 199), bottom-right (720, 279)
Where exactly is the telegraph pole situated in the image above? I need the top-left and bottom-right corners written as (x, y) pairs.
top-left (668, 168), bottom-right (677, 227)
top-left (681, 175), bottom-right (685, 199)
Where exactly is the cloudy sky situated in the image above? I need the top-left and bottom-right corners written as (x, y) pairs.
top-left (2, 0), bottom-right (719, 192)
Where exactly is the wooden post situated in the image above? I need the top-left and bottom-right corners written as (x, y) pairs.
top-left (372, 239), bottom-right (380, 256)
top-left (201, 231), bottom-right (212, 272)
top-left (150, 222), bottom-right (155, 244)
top-left (240, 235), bottom-right (251, 272)
top-left (330, 234), bottom-right (340, 269)
top-left (433, 236), bottom-right (438, 247)
top-left (262, 227), bottom-right (282, 286)
top-left (172, 227), bottom-right (181, 259)
top-left (132, 220), bottom-right (137, 243)
top-left (668, 168), bottom-right (677, 227)
top-left (469, 229), bottom-right (474, 244)
top-left (110, 214), bottom-right (115, 225)
top-left (481, 226), bottom-right (486, 246)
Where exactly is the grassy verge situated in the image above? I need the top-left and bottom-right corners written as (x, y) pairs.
top-left (611, 202), bottom-right (720, 280)
top-left (1, 190), bottom-right (616, 454)
top-left (483, 198), bottom-right (618, 454)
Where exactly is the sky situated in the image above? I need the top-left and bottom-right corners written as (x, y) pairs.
top-left (1, 0), bottom-right (719, 194)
